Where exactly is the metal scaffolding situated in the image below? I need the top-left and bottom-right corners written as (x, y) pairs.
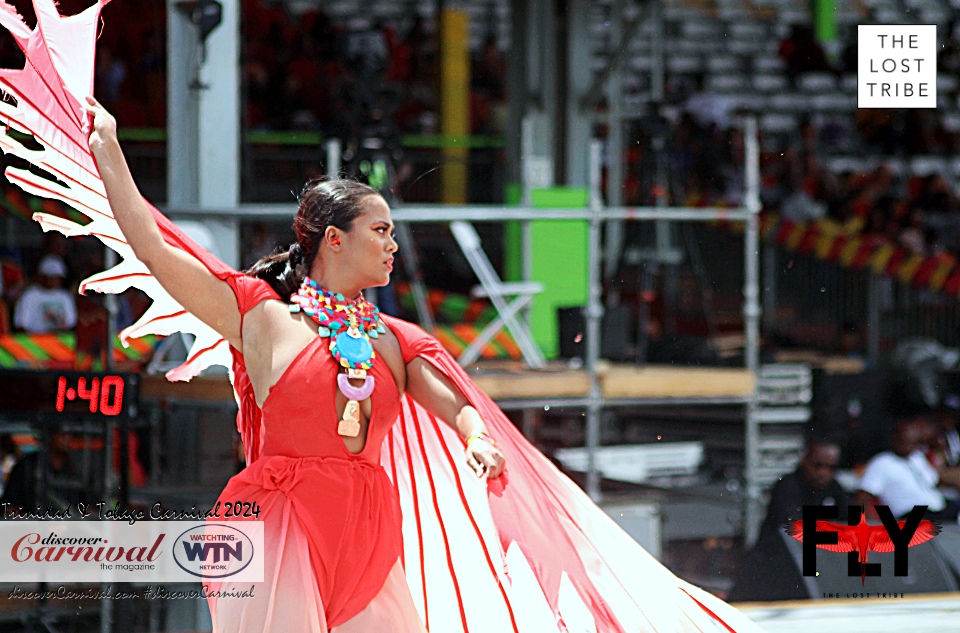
top-left (166, 118), bottom-right (763, 525)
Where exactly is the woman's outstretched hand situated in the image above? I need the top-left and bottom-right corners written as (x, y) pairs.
top-left (466, 437), bottom-right (505, 480)
top-left (83, 95), bottom-right (118, 153)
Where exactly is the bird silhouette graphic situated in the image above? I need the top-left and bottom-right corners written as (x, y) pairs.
top-left (787, 514), bottom-right (941, 585)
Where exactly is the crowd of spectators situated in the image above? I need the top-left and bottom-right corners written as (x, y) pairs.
top-left (0, 1), bottom-right (509, 139)
top-left (758, 127), bottom-right (960, 261)
top-left (45, 0), bottom-right (507, 140)
top-left (1, 234), bottom-right (73, 336)
top-left (0, 232), bottom-right (147, 338)
top-left (778, 24), bottom-right (837, 86)
top-left (6, 2), bottom-right (960, 273)
top-left (240, 4), bottom-right (506, 137)
top-left (794, 21), bottom-right (960, 157)
top-left (624, 18), bottom-right (960, 265)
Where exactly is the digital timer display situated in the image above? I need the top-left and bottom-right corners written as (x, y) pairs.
top-left (55, 375), bottom-right (125, 415)
top-left (0, 370), bottom-right (138, 418)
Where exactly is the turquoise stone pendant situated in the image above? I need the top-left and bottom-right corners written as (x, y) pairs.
top-left (333, 329), bottom-right (374, 366)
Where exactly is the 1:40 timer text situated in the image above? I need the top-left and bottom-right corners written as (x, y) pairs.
top-left (55, 375), bottom-right (125, 416)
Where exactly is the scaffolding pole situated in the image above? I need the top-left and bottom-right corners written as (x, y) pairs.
top-left (585, 140), bottom-right (604, 502)
top-left (743, 116), bottom-right (764, 546)
top-left (169, 204), bottom-right (756, 222)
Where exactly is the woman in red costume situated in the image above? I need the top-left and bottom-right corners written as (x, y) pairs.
top-left (85, 96), bottom-right (503, 630)
top-left (2, 2), bottom-right (763, 630)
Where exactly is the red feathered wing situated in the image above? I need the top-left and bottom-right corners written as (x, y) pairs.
top-left (787, 518), bottom-right (941, 554)
top-left (870, 520), bottom-right (941, 553)
top-left (787, 520), bottom-right (863, 553)
top-left (4, 2), bottom-right (764, 630)
top-left (0, 0), bottom-right (235, 382)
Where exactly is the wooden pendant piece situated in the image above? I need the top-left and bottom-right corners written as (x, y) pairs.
top-left (338, 419), bottom-right (360, 437)
top-left (338, 399), bottom-right (361, 437)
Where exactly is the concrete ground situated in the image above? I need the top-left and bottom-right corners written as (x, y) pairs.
top-left (739, 593), bottom-right (960, 633)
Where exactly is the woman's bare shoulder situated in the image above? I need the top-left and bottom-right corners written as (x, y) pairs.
top-left (241, 298), bottom-right (303, 351)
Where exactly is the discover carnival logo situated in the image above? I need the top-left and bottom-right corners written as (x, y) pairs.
top-left (173, 524), bottom-right (255, 579)
top-left (12, 531), bottom-right (164, 566)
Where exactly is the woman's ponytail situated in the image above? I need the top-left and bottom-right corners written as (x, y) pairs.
top-left (246, 242), bottom-right (304, 299)
top-left (289, 242), bottom-right (304, 268)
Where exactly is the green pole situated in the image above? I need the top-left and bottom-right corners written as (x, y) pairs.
top-left (812, 0), bottom-right (837, 50)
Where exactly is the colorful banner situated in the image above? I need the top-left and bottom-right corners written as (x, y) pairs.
top-left (0, 184), bottom-right (86, 225)
top-left (757, 214), bottom-right (960, 297)
top-left (395, 283), bottom-right (521, 360)
top-left (0, 333), bottom-right (158, 369)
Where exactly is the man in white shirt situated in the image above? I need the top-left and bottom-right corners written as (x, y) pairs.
top-left (935, 396), bottom-right (960, 467)
top-left (13, 255), bottom-right (76, 333)
top-left (856, 417), bottom-right (960, 522)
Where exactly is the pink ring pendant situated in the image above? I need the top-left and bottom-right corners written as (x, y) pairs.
top-left (338, 373), bottom-right (375, 401)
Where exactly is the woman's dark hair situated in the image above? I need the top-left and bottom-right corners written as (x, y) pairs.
top-left (246, 177), bottom-right (380, 298)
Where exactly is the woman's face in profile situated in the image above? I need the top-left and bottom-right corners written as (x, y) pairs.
top-left (338, 195), bottom-right (398, 289)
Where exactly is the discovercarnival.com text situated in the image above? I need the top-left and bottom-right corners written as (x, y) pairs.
top-left (7, 585), bottom-right (255, 600)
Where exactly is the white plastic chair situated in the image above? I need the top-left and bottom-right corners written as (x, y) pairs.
top-left (450, 221), bottom-right (546, 368)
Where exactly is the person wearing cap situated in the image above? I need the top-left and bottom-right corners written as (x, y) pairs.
top-left (12, 255), bottom-right (76, 333)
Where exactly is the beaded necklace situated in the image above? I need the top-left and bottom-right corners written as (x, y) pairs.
top-left (289, 276), bottom-right (386, 438)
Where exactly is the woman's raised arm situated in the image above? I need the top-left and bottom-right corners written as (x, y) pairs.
top-left (84, 96), bottom-right (242, 350)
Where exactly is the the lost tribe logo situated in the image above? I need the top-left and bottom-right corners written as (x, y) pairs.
top-left (787, 505), bottom-right (941, 585)
top-left (858, 25), bottom-right (937, 108)
top-left (172, 524), bottom-right (255, 579)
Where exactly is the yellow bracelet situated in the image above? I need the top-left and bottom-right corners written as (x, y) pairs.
top-left (465, 433), bottom-right (495, 447)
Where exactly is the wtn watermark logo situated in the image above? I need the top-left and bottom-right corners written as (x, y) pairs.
top-left (787, 505), bottom-right (941, 585)
top-left (181, 537), bottom-right (243, 564)
top-left (173, 524), bottom-right (256, 579)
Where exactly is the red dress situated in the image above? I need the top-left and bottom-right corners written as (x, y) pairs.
top-left (207, 274), bottom-right (407, 629)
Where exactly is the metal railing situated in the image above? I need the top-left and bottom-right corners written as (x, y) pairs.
top-left (119, 132), bottom-right (507, 205)
top-left (762, 242), bottom-right (960, 361)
